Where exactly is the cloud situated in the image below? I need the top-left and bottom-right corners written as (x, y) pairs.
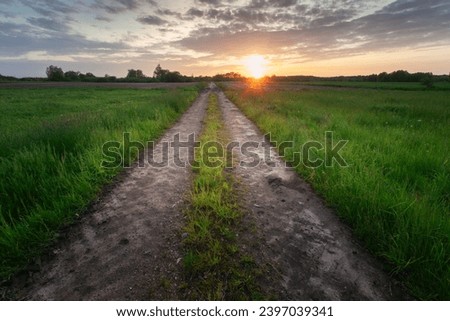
top-left (0, 21), bottom-right (127, 57)
top-left (197, 0), bottom-right (221, 5)
top-left (186, 8), bottom-right (204, 18)
top-left (177, 0), bottom-right (450, 59)
top-left (95, 15), bottom-right (113, 22)
top-left (248, 0), bottom-right (298, 9)
top-left (19, 0), bottom-right (78, 16)
top-left (26, 17), bottom-right (70, 32)
top-left (156, 8), bottom-right (182, 18)
top-left (206, 8), bottom-right (234, 21)
top-left (137, 15), bottom-right (168, 25)
top-left (94, 0), bottom-right (156, 14)
top-left (0, 9), bottom-right (15, 18)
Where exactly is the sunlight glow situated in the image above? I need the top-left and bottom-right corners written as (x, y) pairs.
top-left (243, 54), bottom-right (268, 78)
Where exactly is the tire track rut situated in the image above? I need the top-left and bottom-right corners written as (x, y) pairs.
top-left (216, 85), bottom-right (405, 300)
top-left (14, 89), bottom-right (209, 300)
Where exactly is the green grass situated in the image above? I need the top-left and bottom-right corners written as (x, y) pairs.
top-left (182, 93), bottom-right (264, 300)
top-left (306, 81), bottom-right (450, 91)
top-left (0, 86), bottom-right (199, 280)
top-left (223, 85), bottom-right (450, 300)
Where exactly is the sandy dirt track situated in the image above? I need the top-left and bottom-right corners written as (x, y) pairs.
top-left (12, 89), bottom-right (208, 300)
top-left (216, 86), bottom-right (405, 300)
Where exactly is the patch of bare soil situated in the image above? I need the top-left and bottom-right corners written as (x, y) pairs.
top-left (9, 89), bottom-right (209, 300)
top-left (216, 86), bottom-right (407, 300)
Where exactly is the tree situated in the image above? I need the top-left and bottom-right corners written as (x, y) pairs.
top-left (153, 64), bottom-right (169, 80)
top-left (153, 64), bottom-right (162, 78)
top-left (64, 70), bottom-right (80, 81)
top-left (164, 71), bottom-right (183, 82)
top-left (126, 69), bottom-right (145, 79)
top-left (46, 65), bottom-right (64, 81)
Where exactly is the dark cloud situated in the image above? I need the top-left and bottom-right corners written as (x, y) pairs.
top-left (203, 7), bottom-right (283, 25)
top-left (156, 8), bottom-right (182, 18)
top-left (95, 15), bottom-right (113, 22)
top-left (206, 8), bottom-right (234, 21)
top-left (188, 1), bottom-right (359, 28)
top-left (248, 0), bottom-right (298, 9)
top-left (380, 0), bottom-right (448, 13)
top-left (26, 17), bottom-right (70, 32)
top-left (0, 9), bottom-right (15, 18)
top-left (0, 21), bottom-right (127, 57)
top-left (94, 0), bottom-right (156, 14)
top-left (137, 15), bottom-right (167, 25)
top-left (19, 0), bottom-right (78, 16)
top-left (186, 8), bottom-right (204, 18)
top-left (197, 0), bottom-right (221, 5)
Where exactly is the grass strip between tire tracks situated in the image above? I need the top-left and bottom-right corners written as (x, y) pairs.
top-left (181, 93), bottom-right (264, 300)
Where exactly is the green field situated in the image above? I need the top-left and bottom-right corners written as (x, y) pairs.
top-left (223, 85), bottom-right (450, 300)
top-left (0, 86), bottom-right (198, 279)
top-left (306, 81), bottom-right (450, 91)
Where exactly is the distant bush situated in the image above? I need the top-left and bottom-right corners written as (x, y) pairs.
top-left (421, 74), bottom-right (435, 89)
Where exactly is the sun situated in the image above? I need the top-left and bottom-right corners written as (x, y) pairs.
top-left (243, 54), bottom-right (268, 79)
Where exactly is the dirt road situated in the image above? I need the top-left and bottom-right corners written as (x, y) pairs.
top-left (216, 85), bottom-right (404, 300)
top-left (10, 84), bottom-right (405, 300)
top-left (13, 89), bottom-right (208, 300)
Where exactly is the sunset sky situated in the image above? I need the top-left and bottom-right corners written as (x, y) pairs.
top-left (1, 0), bottom-right (449, 78)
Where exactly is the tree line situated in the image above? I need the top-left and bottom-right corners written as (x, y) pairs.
top-left (42, 64), bottom-right (247, 83)
top-left (44, 64), bottom-right (195, 83)
top-left (275, 70), bottom-right (449, 86)
top-left (1, 67), bottom-right (449, 84)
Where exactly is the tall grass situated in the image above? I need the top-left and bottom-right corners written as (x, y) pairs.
top-left (224, 86), bottom-right (450, 300)
top-left (0, 87), bottom-right (198, 279)
top-left (182, 93), bottom-right (263, 300)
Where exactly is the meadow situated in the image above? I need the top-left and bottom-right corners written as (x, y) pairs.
top-left (223, 84), bottom-right (450, 300)
top-left (0, 86), bottom-right (198, 280)
top-left (306, 81), bottom-right (450, 91)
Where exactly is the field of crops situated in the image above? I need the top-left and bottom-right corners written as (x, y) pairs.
top-left (0, 86), bottom-right (198, 279)
top-left (223, 84), bottom-right (450, 300)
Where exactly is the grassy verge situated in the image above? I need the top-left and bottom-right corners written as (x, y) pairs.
top-left (182, 93), bottom-right (264, 300)
top-left (223, 86), bottom-right (449, 300)
top-left (0, 86), bottom-right (199, 280)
